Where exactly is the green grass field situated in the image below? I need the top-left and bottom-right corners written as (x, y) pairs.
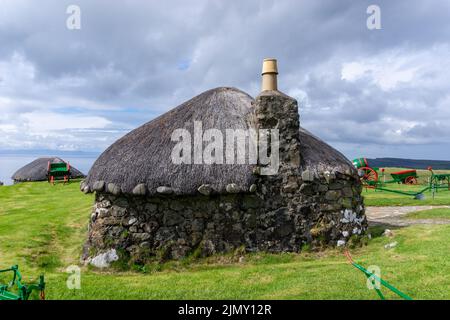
top-left (363, 184), bottom-right (450, 206)
top-left (1, 176), bottom-right (450, 300)
top-left (403, 208), bottom-right (450, 220)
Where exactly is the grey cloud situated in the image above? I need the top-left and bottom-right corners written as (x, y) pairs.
top-left (0, 0), bottom-right (449, 159)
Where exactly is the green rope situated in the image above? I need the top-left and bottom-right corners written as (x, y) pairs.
top-left (351, 261), bottom-right (412, 300)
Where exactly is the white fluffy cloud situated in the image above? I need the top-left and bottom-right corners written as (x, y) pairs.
top-left (341, 45), bottom-right (450, 91)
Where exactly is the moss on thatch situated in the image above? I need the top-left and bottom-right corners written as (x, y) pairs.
top-left (12, 157), bottom-right (85, 182)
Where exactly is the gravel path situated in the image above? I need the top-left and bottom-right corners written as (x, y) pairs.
top-left (366, 205), bottom-right (450, 227)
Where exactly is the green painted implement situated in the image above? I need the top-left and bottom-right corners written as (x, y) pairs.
top-left (429, 167), bottom-right (450, 191)
top-left (47, 161), bottom-right (71, 184)
top-left (0, 265), bottom-right (45, 300)
top-left (352, 157), bottom-right (419, 187)
top-left (386, 169), bottom-right (418, 185)
top-left (352, 157), bottom-right (379, 187)
top-left (352, 157), bottom-right (369, 169)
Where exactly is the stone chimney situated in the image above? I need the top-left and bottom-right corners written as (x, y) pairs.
top-left (256, 58), bottom-right (301, 172)
top-left (254, 58), bottom-right (302, 212)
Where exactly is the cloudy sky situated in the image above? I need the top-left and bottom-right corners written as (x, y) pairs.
top-left (0, 0), bottom-right (449, 160)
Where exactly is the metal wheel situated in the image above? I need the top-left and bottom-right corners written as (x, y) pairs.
top-left (358, 167), bottom-right (378, 188)
top-left (405, 176), bottom-right (418, 185)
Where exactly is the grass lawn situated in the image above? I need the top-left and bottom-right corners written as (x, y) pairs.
top-left (403, 208), bottom-right (450, 220)
top-left (1, 180), bottom-right (450, 299)
top-left (363, 184), bottom-right (450, 206)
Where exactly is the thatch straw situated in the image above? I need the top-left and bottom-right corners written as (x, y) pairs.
top-left (85, 87), bottom-right (257, 195)
top-left (299, 127), bottom-right (356, 175)
top-left (85, 87), bottom-right (356, 195)
top-left (12, 157), bottom-right (85, 182)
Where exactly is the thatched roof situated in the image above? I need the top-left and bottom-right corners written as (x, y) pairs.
top-left (12, 157), bottom-right (85, 182)
top-left (84, 87), bottom-right (355, 195)
top-left (298, 127), bottom-right (355, 175)
top-left (84, 87), bottom-right (257, 195)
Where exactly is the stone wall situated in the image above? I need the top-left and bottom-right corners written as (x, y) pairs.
top-left (83, 172), bottom-right (366, 265)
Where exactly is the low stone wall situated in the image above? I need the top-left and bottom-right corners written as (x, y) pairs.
top-left (83, 171), bottom-right (366, 265)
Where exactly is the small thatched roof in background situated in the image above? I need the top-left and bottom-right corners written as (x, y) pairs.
top-left (12, 157), bottom-right (85, 182)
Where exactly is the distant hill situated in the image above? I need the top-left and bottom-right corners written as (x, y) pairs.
top-left (367, 158), bottom-right (450, 170)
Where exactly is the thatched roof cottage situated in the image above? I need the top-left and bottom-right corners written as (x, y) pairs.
top-left (12, 157), bottom-right (85, 183)
top-left (82, 59), bottom-right (366, 265)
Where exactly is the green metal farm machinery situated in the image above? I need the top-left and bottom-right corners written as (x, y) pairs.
top-left (0, 265), bottom-right (45, 300)
top-left (353, 157), bottom-right (450, 199)
top-left (352, 158), bottom-right (419, 187)
top-left (47, 161), bottom-right (71, 184)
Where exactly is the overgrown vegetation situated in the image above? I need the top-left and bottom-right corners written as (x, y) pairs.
top-left (1, 179), bottom-right (450, 299)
